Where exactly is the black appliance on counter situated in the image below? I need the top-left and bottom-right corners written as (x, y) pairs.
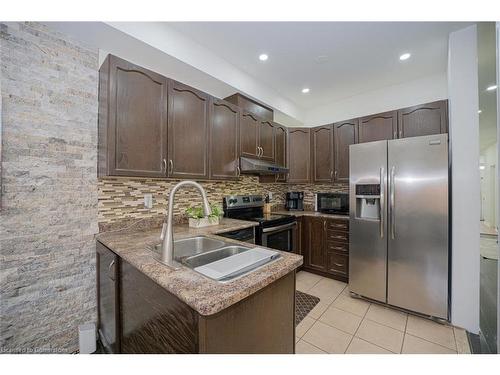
top-left (285, 192), bottom-right (304, 211)
top-left (223, 195), bottom-right (297, 252)
top-left (315, 192), bottom-right (349, 215)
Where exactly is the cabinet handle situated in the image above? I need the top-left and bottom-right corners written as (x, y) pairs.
top-left (330, 170), bottom-right (333, 179)
top-left (333, 262), bottom-right (344, 268)
top-left (108, 259), bottom-right (115, 281)
top-left (399, 129), bottom-right (402, 138)
top-left (334, 170), bottom-right (338, 179)
top-left (323, 220), bottom-right (326, 230)
top-left (236, 165), bottom-right (241, 177)
top-left (168, 159), bottom-right (173, 174)
top-left (162, 159), bottom-right (167, 173)
top-left (260, 147), bottom-right (264, 157)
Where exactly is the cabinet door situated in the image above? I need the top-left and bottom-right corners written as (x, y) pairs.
top-left (275, 125), bottom-right (288, 182)
top-left (311, 125), bottom-right (334, 183)
top-left (359, 111), bottom-right (397, 143)
top-left (334, 119), bottom-right (358, 182)
top-left (398, 100), bottom-right (448, 138)
top-left (168, 81), bottom-right (209, 179)
top-left (97, 242), bottom-right (120, 353)
top-left (103, 55), bottom-right (168, 177)
top-left (304, 217), bottom-right (326, 272)
top-left (259, 120), bottom-right (275, 161)
top-left (288, 128), bottom-right (311, 183)
top-left (210, 99), bottom-right (240, 180)
top-left (240, 112), bottom-right (260, 158)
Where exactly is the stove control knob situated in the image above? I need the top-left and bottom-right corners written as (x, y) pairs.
top-left (229, 198), bottom-right (237, 205)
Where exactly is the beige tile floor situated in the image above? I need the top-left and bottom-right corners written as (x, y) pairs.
top-left (295, 271), bottom-right (471, 354)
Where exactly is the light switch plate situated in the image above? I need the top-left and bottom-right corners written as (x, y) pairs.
top-left (144, 194), bottom-right (153, 209)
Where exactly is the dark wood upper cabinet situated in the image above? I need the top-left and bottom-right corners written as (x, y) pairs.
top-left (167, 80), bottom-right (210, 179)
top-left (398, 100), bottom-right (448, 138)
top-left (259, 120), bottom-right (275, 162)
top-left (358, 110), bottom-right (397, 143)
top-left (311, 125), bottom-right (334, 183)
top-left (224, 92), bottom-right (274, 121)
top-left (98, 55), bottom-right (168, 178)
top-left (209, 99), bottom-right (240, 180)
top-left (275, 125), bottom-right (287, 182)
top-left (288, 128), bottom-right (311, 183)
top-left (334, 119), bottom-right (358, 183)
top-left (240, 112), bottom-right (260, 158)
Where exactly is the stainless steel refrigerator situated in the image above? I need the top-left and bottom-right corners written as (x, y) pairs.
top-left (349, 134), bottom-right (449, 320)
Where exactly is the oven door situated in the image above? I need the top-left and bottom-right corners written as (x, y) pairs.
top-left (261, 222), bottom-right (297, 252)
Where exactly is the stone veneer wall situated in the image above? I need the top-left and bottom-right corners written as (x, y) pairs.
top-left (0, 23), bottom-right (98, 353)
top-left (98, 176), bottom-right (348, 228)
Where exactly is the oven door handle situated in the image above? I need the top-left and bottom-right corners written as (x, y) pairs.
top-left (262, 222), bottom-right (297, 233)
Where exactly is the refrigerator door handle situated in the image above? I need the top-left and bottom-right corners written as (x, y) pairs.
top-left (379, 167), bottom-right (385, 238)
top-left (390, 165), bottom-right (396, 239)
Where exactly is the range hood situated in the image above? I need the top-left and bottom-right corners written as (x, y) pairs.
top-left (239, 157), bottom-right (289, 175)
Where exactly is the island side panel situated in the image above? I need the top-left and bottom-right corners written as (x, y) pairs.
top-left (198, 272), bottom-right (296, 354)
top-left (120, 259), bottom-right (199, 353)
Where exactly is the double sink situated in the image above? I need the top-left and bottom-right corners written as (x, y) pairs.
top-left (151, 236), bottom-right (280, 282)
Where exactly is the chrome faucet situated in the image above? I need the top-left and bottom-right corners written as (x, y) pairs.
top-left (159, 180), bottom-right (212, 267)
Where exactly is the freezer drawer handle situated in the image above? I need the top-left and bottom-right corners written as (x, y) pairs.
top-left (390, 166), bottom-right (396, 239)
top-left (380, 166), bottom-right (385, 239)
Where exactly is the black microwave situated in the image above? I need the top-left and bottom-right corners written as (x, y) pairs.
top-left (315, 192), bottom-right (349, 215)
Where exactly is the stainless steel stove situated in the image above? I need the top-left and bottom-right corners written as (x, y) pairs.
top-left (223, 195), bottom-right (297, 252)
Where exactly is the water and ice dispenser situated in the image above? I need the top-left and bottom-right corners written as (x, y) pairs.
top-left (355, 184), bottom-right (381, 220)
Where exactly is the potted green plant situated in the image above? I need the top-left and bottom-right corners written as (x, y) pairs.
top-left (185, 203), bottom-right (223, 228)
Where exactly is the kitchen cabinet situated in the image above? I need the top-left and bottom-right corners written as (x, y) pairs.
top-left (168, 80), bottom-right (210, 179)
top-left (311, 125), bottom-right (334, 183)
top-left (287, 128), bottom-right (311, 183)
top-left (210, 99), bottom-right (240, 180)
top-left (259, 120), bottom-right (276, 162)
top-left (239, 112), bottom-right (260, 158)
top-left (397, 100), bottom-right (448, 138)
top-left (303, 217), bottom-right (327, 272)
top-left (274, 125), bottom-right (288, 182)
top-left (97, 241), bottom-right (295, 354)
top-left (97, 242), bottom-right (120, 353)
top-left (98, 54), bottom-right (168, 178)
top-left (358, 110), bottom-right (398, 143)
top-left (302, 216), bottom-right (349, 282)
top-left (224, 92), bottom-right (274, 121)
top-left (334, 119), bottom-right (358, 182)
top-left (260, 123), bottom-right (287, 183)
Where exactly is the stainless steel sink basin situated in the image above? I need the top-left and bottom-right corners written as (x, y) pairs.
top-left (151, 236), bottom-right (226, 260)
top-left (150, 235), bottom-right (280, 282)
top-left (181, 246), bottom-right (250, 269)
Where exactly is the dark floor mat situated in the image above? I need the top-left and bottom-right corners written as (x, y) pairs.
top-left (295, 290), bottom-right (320, 326)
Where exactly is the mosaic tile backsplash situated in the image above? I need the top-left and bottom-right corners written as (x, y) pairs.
top-left (98, 176), bottom-right (348, 229)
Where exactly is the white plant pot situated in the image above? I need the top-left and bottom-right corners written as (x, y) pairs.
top-left (189, 217), bottom-right (220, 228)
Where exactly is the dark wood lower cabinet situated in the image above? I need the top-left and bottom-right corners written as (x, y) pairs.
top-left (301, 217), bottom-right (349, 282)
top-left (97, 241), bottom-right (296, 354)
top-left (96, 242), bottom-right (120, 353)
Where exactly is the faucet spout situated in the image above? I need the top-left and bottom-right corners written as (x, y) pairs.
top-left (159, 180), bottom-right (212, 267)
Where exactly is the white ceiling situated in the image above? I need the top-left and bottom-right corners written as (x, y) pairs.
top-left (169, 22), bottom-right (469, 110)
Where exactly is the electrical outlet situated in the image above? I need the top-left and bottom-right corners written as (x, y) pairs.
top-left (268, 192), bottom-right (273, 200)
top-left (144, 194), bottom-right (153, 209)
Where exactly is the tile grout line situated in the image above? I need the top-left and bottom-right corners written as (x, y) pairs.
top-left (400, 312), bottom-right (409, 353)
top-left (344, 295), bottom-right (371, 353)
top-left (403, 333), bottom-right (458, 353)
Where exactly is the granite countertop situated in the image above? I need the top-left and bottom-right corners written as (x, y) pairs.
top-left (273, 210), bottom-right (350, 221)
top-left (96, 218), bottom-right (303, 316)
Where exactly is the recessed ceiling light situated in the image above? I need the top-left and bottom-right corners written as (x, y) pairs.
top-left (302, 88), bottom-right (310, 94)
top-left (399, 53), bottom-right (411, 61)
top-left (480, 165), bottom-right (486, 170)
top-left (478, 110), bottom-right (482, 114)
top-left (486, 85), bottom-right (497, 91)
top-left (258, 53), bottom-right (268, 61)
